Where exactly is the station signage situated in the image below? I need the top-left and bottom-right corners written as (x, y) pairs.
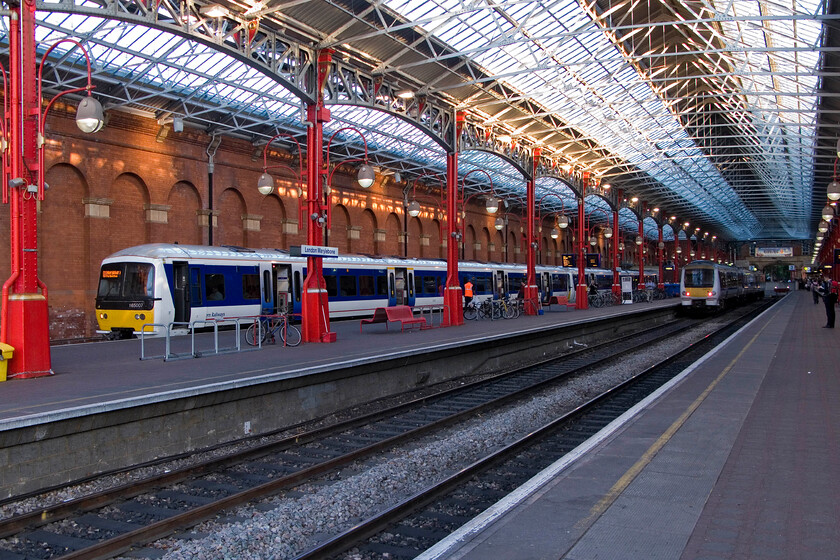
top-left (756, 247), bottom-right (793, 257)
top-left (560, 253), bottom-right (601, 267)
top-left (290, 245), bottom-right (339, 258)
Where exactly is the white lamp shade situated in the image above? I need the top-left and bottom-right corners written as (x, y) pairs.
top-left (828, 180), bottom-right (840, 201)
top-left (257, 172), bottom-right (274, 195)
top-left (557, 215), bottom-right (569, 228)
top-left (494, 217), bottom-right (505, 230)
top-left (485, 196), bottom-right (499, 214)
top-left (603, 227), bottom-right (613, 238)
top-left (822, 204), bottom-right (835, 221)
top-left (634, 235), bottom-right (643, 245)
top-left (356, 164), bottom-right (375, 188)
top-left (676, 245), bottom-right (682, 253)
top-left (76, 96), bottom-right (105, 133)
top-left (407, 200), bottom-right (421, 217)
top-left (550, 227), bottom-right (559, 239)
top-left (589, 235), bottom-right (597, 246)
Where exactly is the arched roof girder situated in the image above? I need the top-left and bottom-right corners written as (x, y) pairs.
top-left (41, 0), bottom-right (316, 101)
top-left (36, 0), bottom-right (459, 149)
top-left (642, 216), bottom-right (660, 242)
top-left (534, 177), bottom-right (577, 220)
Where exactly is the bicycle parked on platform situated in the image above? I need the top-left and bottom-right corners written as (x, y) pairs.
top-left (244, 314), bottom-right (301, 347)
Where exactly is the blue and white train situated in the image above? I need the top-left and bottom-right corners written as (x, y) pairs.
top-left (94, 243), bottom-right (631, 338)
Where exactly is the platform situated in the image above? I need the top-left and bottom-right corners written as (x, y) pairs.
top-left (1, 298), bottom-right (683, 498)
top-left (419, 289), bottom-right (839, 560)
top-left (0, 298), bottom-right (676, 427)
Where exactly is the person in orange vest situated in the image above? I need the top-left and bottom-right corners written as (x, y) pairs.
top-left (464, 278), bottom-right (474, 310)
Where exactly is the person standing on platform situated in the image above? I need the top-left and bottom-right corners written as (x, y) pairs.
top-left (819, 280), bottom-right (837, 328)
top-left (812, 278), bottom-right (820, 304)
top-left (464, 278), bottom-right (474, 310)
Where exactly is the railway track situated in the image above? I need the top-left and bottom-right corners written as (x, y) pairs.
top-left (0, 302), bottom-right (772, 560)
top-left (295, 300), bottom-right (776, 560)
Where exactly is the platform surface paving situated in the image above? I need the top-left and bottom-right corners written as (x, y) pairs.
top-left (419, 289), bottom-right (840, 560)
top-left (0, 299), bottom-right (676, 426)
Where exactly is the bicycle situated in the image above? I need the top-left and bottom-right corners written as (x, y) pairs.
top-left (463, 300), bottom-right (478, 320)
top-left (244, 314), bottom-right (301, 347)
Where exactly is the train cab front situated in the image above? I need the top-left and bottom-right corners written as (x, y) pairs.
top-left (95, 262), bottom-right (157, 339)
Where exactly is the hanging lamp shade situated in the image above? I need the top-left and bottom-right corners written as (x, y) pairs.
top-left (407, 200), bottom-right (421, 217)
top-left (76, 96), bottom-right (105, 133)
top-left (257, 173), bottom-right (274, 195)
top-left (356, 164), bottom-right (375, 188)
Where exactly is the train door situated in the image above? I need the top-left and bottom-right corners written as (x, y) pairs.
top-left (541, 272), bottom-right (551, 299)
top-left (389, 267), bottom-right (409, 306)
top-left (273, 264), bottom-right (292, 314)
top-left (173, 261), bottom-right (191, 323)
top-left (406, 268), bottom-right (416, 307)
top-left (494, 270), bottom-right (508, 298)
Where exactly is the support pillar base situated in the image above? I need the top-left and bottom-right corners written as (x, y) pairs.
top-left (442, 287), bottom-right (463, 327)
top-left (6, 295), bottom-right (53, 378)
top-left (576, 284), bottom-right (589, 310)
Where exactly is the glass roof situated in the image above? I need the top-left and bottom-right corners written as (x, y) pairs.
top-left (381, 0), bottom-right (822, 240)
top-left (0, 0), bottom-right (825, 244)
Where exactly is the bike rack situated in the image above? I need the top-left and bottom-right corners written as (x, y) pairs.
top-left (140, 318), bottom-right (261, 361)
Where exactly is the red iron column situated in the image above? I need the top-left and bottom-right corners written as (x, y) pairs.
top-left (575, 196), bottom-right (588, 309)
top-left (524, 148), bottom-right (539, 314)
top-left (612, 208), bottom-right (621, 299)
top-left (3, 1), bottom-right (52, 377)
top-left (443, 148), bottom-right (463, 326)
top-left (301, 50), bottom-right (336, 343)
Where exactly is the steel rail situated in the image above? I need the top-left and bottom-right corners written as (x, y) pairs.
top-left (291, 300), bottom-right (776, 560)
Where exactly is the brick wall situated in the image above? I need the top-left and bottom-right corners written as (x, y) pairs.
top-left (0, 109), bottom-right (503, 340)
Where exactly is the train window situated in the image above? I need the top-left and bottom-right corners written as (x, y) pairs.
top-left (553, 274), bottom-right (568, 292)
top-left (294, 271), bottom-right (301, 302)
top-left (191, 268), bottom-right (202, 305)
top-left (242, 274), bottom-right (260, 301)
top-left (359, 275), bottom-right (375, 296)
top-left (324, 275), bottom-right (338, 297)
top-left (414, 274), bottom-right (423, 296)
top-left (340, 276), bottom-right (357, 297)
top-left (205, 274), bottom-right (225, 301)
top-left (684, 269), bottom-right (715, 287)
top-left (376, 275), bottom-right (388, 296)
top-left (423, 276), bottom-right (437, 294)
top-left (263, 271), bottom-right (271, 302)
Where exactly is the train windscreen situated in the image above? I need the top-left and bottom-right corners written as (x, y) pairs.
top-left (98, 263), bottom-right (154, 299)
top-left (683, 268), bottom-right (715, 288)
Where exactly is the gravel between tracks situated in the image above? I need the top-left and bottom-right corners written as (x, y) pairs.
top-left (145, 319), bottom-right (726, 560)
top-left (0, 318), bottom-right (728, 560)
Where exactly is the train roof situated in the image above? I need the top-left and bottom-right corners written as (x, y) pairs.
top-left (104, 243), bottom-right (617, 274)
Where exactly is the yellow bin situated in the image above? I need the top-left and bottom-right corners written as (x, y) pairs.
top-left (0, 343), bottom-right (13, 382)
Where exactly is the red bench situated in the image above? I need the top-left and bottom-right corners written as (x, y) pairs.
top-left (360, 305), bottom-right (427, 332)
top-left (386, 305), bottom-right (427, 331)
top-left (360, 307), bottom-right (389, 332)
top-left (545, 295), bottom-right (576, 310)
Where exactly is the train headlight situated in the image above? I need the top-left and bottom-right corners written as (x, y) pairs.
top-left (134, 313), bottom-right (146, 320)
top-left (99, 313), bottom-right (107, 319)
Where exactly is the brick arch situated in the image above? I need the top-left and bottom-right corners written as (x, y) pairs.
top-left (431, 219), bottom-right (443, 259)
top-left (508, 230), bottom-right (520, 263)
top-left (480, 227), bottom-right (491, 262)
top-left (216, 188), bottom-right (246, 247)
top-left (494, 229), bottom-right (505, 262)
top-left (258, 195), bottom-right (287, 249)
top-left (464, 225), bottom-right (476, 260)
top-left (330, 204), bottom-right (351, 253)
top-left (407, 216), bottom-right (423, 259)
top-left (111, 172), bottom-right (151, 249)
top-left (361, 208), bottom-right (378, 254)
top-left (382, 213), bottom-right (401, 256)
top-left (41, 163), bottom-right (91, 338)
top-left (164, 181), bottom-right (202, 245)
